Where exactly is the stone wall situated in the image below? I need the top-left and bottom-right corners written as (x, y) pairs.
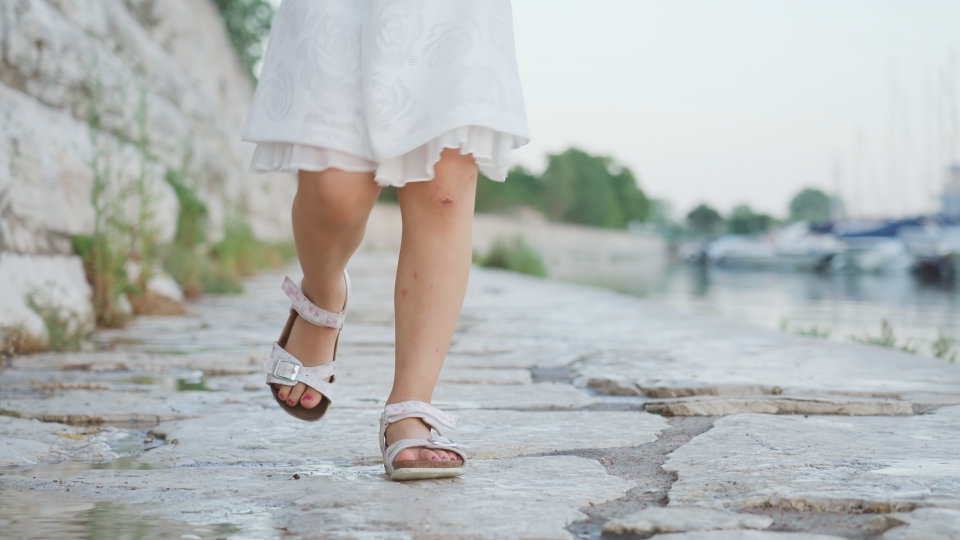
top-left (0, 0), bottom-right (295, 334)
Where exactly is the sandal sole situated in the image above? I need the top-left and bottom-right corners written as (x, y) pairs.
top-left (390, 467), bottom-right (464, 481)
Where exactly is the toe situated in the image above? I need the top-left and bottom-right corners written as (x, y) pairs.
top-left (419, 449), bottom-right (440, 461)
top-left (285, 382), bottom-right (306, 407)
top-left (395, 448), bottom-right (418, 462)
top-left (300, 387), bottom-right (323, 409)
top-left (276, 384), bottom-right (292, 401)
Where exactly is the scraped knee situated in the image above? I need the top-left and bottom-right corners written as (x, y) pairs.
top-left (439, 195), bottom-right (456, 207)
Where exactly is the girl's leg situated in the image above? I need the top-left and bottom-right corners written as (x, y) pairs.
top-left (279, 169), bottom-right (381, 408)
top-left (385, 149), bottom-right (478, 462)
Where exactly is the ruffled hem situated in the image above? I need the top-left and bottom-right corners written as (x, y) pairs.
top-left (249, 144), bottom-right (377, 174)
top-left (248, 126), bottom-right (523, 186)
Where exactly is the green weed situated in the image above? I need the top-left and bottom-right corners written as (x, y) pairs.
top-left (0, 407), bottom-right (22, 419)
top-left (780, 319), bottom-right (831, 339)
top-left (479, 236), bottom-right (548, 277)
top-left (25, 293), bottom-right (88, 352)
top-left (796, 326), bottom-right (831, 339)
top-left (850, 319), bottom-right (919, 354)
top-left (161, 176), bottom-right (296, 296)
top-left (213, 217), bottom-right (296, 279)
top-left (0, 323), bottom-right (48, 358)
top-left (931, 331), bottom-right (957, 363)
top-left (125, 87), bottom-right (162, 302)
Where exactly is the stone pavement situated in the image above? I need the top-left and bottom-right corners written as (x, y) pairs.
top-left (2, 252), bottom-right (960, 539)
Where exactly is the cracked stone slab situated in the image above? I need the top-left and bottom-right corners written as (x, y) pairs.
top-left (0, 380), bottom-right (599, 427)
top-left (10, 349), bottom-right (267, 376)
top-left (2, 456), bottom-right (634, 539)
top-left (0, 416), bottom-right (126, 467)
top-left (664, 405), bottom-right (960, 512)
top-left (138, 409), bottom-right (669, 467)
top-left (0, 390), bottom-right (269, 425)
top-left (206, 364), bottom-right (533, 390)
top-left (649, 532), bottom-right (847, 540)
top-left (602, 506), bottom-right (773, 535)
top-left (645, 395), bottom-right (915, 416)
top-left (881, 508), bottom-right (960, 539)
top-left (572, 336), bottom-right (960, 399)
top-left (333, 381), bottom-right (602, 410)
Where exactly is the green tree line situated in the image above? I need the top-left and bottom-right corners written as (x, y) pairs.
top-left (684, 187), bottom-right (832, 237)
top-left (381, 148), bottom-right (652, 229)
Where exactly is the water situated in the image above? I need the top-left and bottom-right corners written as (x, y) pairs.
top-left (581, 262), bottom-right (960, 359)
top-left (0, 490), bottom-right (235, 540)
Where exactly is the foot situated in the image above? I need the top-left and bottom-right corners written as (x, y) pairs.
top-left (384, 417), bottom-right (460, 463)
top-left (275, 277), bottom-right (346, 409)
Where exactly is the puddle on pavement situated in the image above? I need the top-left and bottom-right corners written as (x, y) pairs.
top-left (105, 428), bottom-right (165, 458)
top-left (300, 461), bottom-right (385, 480)
top-left (0, 490), bottom-right (238, 540)
top-left (1, 428), bottom-right (164, 474)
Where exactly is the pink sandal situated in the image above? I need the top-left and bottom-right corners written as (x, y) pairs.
top-left (380, 401), bottom-right (468, 481)
top-left (262, 271), bottom-right (349, 421)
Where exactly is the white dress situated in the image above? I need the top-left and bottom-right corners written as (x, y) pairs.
top-left (243, 0), bottom-right (530, 186)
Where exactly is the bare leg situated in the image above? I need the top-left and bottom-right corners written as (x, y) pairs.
top-left (384, 149), bottom-right (478, 462)
top-left (279, 169), bottom-right (380, 408)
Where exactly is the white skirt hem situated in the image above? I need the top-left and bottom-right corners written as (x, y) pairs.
top-left (249, 126), bottom-right (518, 186)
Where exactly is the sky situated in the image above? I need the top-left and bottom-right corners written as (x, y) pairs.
top-left (509, 0), bottom-right (960, 219)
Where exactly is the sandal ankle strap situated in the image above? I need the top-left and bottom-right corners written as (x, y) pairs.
top-left (381, 401), bottom-right (458, 434)
top-left (281, 270), bottom-right (351, 329)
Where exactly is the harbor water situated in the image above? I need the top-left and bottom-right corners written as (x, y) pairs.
top-left (569, 261), bottom-right (960, 361)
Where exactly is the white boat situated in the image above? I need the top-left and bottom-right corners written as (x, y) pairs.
top-left (704, 222), bottom-right (843, 271)
top-left (901, 224), bottom-right (960, 280)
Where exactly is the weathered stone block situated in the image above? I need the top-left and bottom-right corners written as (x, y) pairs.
top-left (664, 406), bottom-right (960, 512)
top-left (0, 252), bottom-right (92, 335)
top-left (603, 506), bottom-right (773, 535)
top-left (645, 395), bottom-right (915, 416)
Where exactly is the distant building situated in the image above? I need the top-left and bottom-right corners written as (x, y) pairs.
top-left (944, 165), bottom-right (960, 220)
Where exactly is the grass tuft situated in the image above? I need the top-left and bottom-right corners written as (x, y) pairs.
top-left (479, 236), bottom-right (548, 277)
top-left (780, 319), bottom-right (831, 339)
top-left (0, 407), bottom-right (23, 419)
top-left (850, 319), bottom-right (919, 354)
top-left (160, 183), bottom-right (296, 298)
top-left (25, 293), bottom-right (88, 352)
top-left (1, 323), bottom-right (48, 357)
top-left (932, 331), bottom-right (957, 363)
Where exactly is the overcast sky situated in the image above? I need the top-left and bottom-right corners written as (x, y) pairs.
top-left (510, 0), bottom-right (960, 218)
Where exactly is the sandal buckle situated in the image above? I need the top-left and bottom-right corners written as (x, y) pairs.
top-left (272, 360), bottom-right (300, 382)
top-left (427, 436), bottom-right (457, 447)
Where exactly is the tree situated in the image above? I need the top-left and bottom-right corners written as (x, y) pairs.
top-left (381, 148), bottom-right (650, 230)
top-left (727, 204), bottom-right (773, 235)
top-left (686, 204), bottom-right (723, 236)
top-left (789, 188), bottom-right (831, 224)
top-left (609, 165), bottom-right (651, 227)
top-left (540, 148), bottom-right (649, 228)
top-left (475, 166), bottom-right (543, 214)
